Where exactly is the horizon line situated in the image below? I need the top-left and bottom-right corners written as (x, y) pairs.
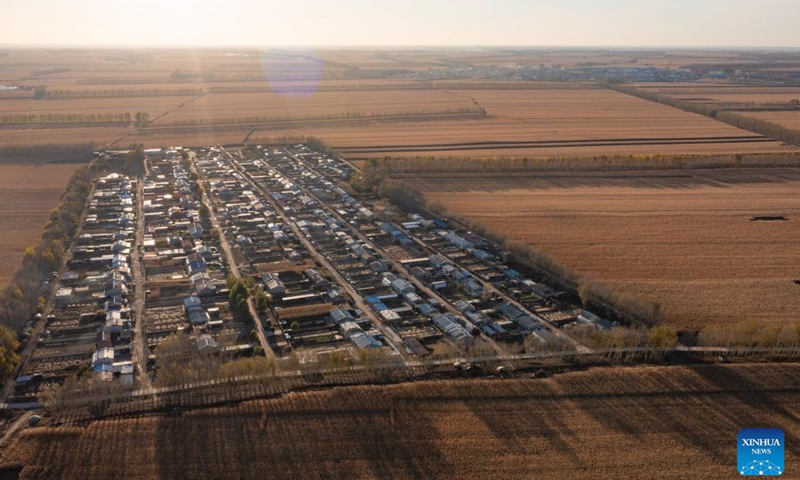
top-left (1, 43), bottom-right (799, 51)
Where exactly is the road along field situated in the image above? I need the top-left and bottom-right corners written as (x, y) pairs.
top-left (411, 168), bottom-right (800, 328)
top-left (0, 164), bottom-right (82, 288)
top-left (1, 363), bottom-right (798, 479)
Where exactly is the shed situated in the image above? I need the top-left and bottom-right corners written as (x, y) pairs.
top-left (330, 307), bottom-right (355, 324)
top-left (351, 331), bottom-right (381, 349)
top-left (183, 296), bottom-right (203, 313)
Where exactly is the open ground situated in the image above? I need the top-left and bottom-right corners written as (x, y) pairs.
top-left (2, 49), bottom-right (797, 161)
top-left (412, 168), bottom-right (800, 328)
top-left (0, 164), bottom-right (81, 288)
top-left (1, 363), bottom-right (798, 479)
top-left (632, 83), bottom-right (800, 138)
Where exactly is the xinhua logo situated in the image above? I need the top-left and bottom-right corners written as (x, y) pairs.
top-left (738, 428), bottom-right (784, 476)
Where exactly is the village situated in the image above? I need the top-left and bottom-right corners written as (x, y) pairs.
top-left (7, 143), bottom-right (615, 400)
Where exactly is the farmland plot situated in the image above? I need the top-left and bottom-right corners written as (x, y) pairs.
top-left (298, 88), bottom-right (797, 161)
top-left (1, 363), bottom-right (798, 479)
top-left (0, 164), bottom-right (81, 288)
top-left (151, 89), bottom-right (479, 125)
top-left (413, 168), bottom-right (800, 327)
top-left (632, 83), bottom-right (800, 139)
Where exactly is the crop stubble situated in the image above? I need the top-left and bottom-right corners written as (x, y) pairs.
top-left (0, 164), bottom-right (80, 288)
top-left (413, 168), bottom-right (800, 327)
top-left (0, 363), bottom-right (797, 479)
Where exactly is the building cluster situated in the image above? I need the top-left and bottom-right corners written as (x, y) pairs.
top-left (222, 144), bottom-right (606, 361)
top-left (277, 146), bottom-right (614, 349)
top-left (11, 141), bottom-right (614, 403)
top-left (14, 173), bottom-right (138, 400)
top-left (141, 151), bottom-right (248, 363)
top-left (401, 64), bottom-right (702, 83)
top-left (197, 147), bottom-right (387, 358)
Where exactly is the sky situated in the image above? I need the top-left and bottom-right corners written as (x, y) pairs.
top-left (1, 0), bottom-right (798, 48)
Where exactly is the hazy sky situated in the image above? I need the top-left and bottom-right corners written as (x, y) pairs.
top-left (2, 0), bottom-right (798, 48)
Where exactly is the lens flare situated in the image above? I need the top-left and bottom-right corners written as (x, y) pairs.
top-left (261, 50), bottom-right (323, 98)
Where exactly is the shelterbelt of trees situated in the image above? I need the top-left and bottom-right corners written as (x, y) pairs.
top-left (0, 112), bottom-right (149, 127)
top-left (357, 152), bottom-right (800, 176)
top-left (45, 88), bottom-right (204, 99)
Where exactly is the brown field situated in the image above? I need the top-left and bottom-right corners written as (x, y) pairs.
top-left (0, 164), bottom-right (81, 287)
top-left (3, 49), bottom-right (797, 158)
top-left (637, 87), bottom-right (800, 107)
top-left (0, 127), bottom-right (131, 147)
top-left (676, 93), bottom-right (800, 104)
top-left (0, 90), bottom-right (32, 100)
top-left (1, 363), bottom-right (798, 479)
top-left (151, 89), bottom-right (477, 125)
top-left (412, 168), bottom-right (800, 327)
top-left (631, 84), bottom-right (800, 105)
top-left (743, 111), bottom-right (800, 130)
top-left (250, 88), bottom-right (796, 161)
top-left (636, 85), bottom-right (800, 95)
top-left (0, 96), bottom-right (194, 117)
top-left (115, 87), bottom-right (799, 157)
top-left (631, 83), bottom-right (800, 135)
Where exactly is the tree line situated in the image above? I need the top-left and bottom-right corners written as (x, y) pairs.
top-left (158, 108), bottom-right (485, 127)
top-left (359, 152), bottom-right (800, 177)
top-left (77, 77), bottom-right (164, 85)
top-left (123, 144), bottom-right (146, 174)
top-left (209, 84), bottom-right (426, 94)
top-left (45, 88), bottom-right (204, 99)
top-left (245, 136), bottom-right (337, 158)
top-left (0, 112), bottom-right (149, 126)
top-left (696, 323), bottom-right (800, 350)
top-left (227, 275), bottom-right (253, 322)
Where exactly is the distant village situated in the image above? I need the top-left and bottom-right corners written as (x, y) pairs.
top-left (400, 64), bottom-right (800, 86)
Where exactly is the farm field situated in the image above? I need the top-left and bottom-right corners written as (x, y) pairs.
top-left (630, 83), bottom-right (800, 134)
top-left (3, 48), bottom-right (799, 158)
top-left (635, 84), bottom-right (800, 97)
top-left (742, 111), bottom-right (800, 130)
top-left (150, 89), bottom-right (478, 125)
top-left (674, 93), bottom-right (800, 104)
top-left (1, 363), bottom-right (798, 479)
top-left (0, 164), bottom-right (81, 288)
top-left (248, 87), bottom-right (796, 163)
top-left (633, 85), bottom-right (800, 109)
top-left (320, 88), bottom-right (794, 155)
top-left (0, 127), bottom-right (130, 147)
top-left (0, 96), bottom-right (195, 117)
top-left (412, 168), bottom-right (800, 327)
